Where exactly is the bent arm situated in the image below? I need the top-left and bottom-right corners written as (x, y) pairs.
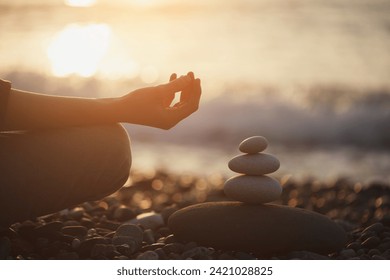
top-left (4, 89), bottom-right (120, 130)
top-left (3, 73), bottom-right (201, 131)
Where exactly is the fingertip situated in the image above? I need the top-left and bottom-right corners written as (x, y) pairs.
top-left (182, 74), bottom-right (192, 83)
top-left (195, 78), bottom-right (202, 96)
top-left (187, 72), bottom-right (194, 80)
top-left (165, 74), bottom-right (192, 92)
top-left (169, 73), bottom-right (177, 82)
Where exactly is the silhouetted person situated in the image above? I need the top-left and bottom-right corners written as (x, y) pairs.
top-left (0, 72), bottom-right (201, 228)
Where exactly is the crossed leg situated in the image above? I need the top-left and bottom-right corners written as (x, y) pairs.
top-left (0, 124), bottom-right (131, 228)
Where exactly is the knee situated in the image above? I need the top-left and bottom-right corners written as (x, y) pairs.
top-left (70, 124), bottom-right (132, 200)
top-left (96, 124), bottom-right (132, 193)
top-left (111, 123), bottom-right (132, 179)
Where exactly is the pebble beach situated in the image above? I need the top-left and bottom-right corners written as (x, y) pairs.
top-left (1, 0), bottom-right (390, 263)
top-left (1, 169), bottom-right (390, 260)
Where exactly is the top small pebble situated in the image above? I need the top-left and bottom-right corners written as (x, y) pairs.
top-left (239, 136), bottom-right (268, 154)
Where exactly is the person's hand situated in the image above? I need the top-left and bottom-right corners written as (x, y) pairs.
top-left (118, 72), bottom-right (201, 129)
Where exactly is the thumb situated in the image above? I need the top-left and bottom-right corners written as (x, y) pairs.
top-left (162, 74), bottom-right (192, 93)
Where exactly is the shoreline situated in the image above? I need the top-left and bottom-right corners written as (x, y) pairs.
top-left (131, 142), bottom-right (390, 183)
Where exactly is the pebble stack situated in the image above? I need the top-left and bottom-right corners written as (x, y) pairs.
top-left (169, 136), bottom-right (348, 256)
top-left (224, 136), bottom-right (282, 204)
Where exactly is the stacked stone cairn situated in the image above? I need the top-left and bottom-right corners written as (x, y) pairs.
top-left (168, 136), bottom-right (347, 257)
top-left (224, 136), bottom-right (282, 204)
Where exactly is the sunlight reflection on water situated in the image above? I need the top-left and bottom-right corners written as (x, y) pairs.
top-left (47, 23), bottom-right (111, 77)
top-left (64, 0), bottom-right (97, 7)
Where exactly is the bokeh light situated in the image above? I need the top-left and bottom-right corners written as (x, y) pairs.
top-left (47, 23), bottom-right (111, 77)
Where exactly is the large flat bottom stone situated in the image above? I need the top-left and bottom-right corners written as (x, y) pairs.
top-left (168, 202), bottom-right (347, 256)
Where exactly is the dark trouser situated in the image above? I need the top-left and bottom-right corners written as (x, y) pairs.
top-left (0, 124), bottom-right (131, 228)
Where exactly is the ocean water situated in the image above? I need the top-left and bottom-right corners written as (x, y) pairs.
top-left (1, 0), bottom-right (389, 181)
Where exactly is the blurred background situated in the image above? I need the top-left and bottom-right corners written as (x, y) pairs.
top-left (1, 0), bottom-right (389, 181)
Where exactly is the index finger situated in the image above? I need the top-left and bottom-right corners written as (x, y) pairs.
top-left (172, 78), bottom-right (201, 114)
top-left (186, 78), bottom-right (201, 110)
top-left (163, 74), bottom-right (192, 93)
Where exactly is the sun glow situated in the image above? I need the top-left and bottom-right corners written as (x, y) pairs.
top-left (47, 23), bottom-right (111, 77)
top-left (64, 0), bottom-right (97, 7)
top-left (133, 0), bottom-right (156, 7)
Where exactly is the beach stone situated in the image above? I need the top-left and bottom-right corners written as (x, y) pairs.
top-left (58, 234), bottom-right (74, 244)
top-left (72, 238), bottom-right (81, 249)
top-left (136, 250), bottom-right (159, 260)
top-left (181, 246), bottom-right (213, 259)
top-left (164, 234), bottom-right (177, 244)
top-left (127, 212), bottom-right (164, 230)
top-left (360, 231), bottom-right (375, 241)
top-left (361, 236), bottom-right (380, 248)
top-left (112, 224), bottom-right (143, 252)
top-left (35, 221), bottom-right (63, 235)
top-left (87, 228), bottom-right (97, 236)
top-left (63, 220), bottom-right (81, 227)
top-left (183, 241), bottom-right (198, 252)
top-left (115, 244), bottom-right (133, 256)
top-left (80, 218), bottom-right (95, 229)
top-left (97, 220), bottom-right (120, 231)
top-left (371, 255), bottom-right (386, 260)
top-left (61, 226), bottom-right (88, 237)
top-left (224, 175), bottom-right (282, 204)
top-left (141, 243), bottom-right (165, 252)
top-left (113, 206), bottom-right (136, 222)
top-left (161, 205), bottom-right (179, 223)
top-left (362, 223), bottom-right (384, 234)
top-left (33, 222), bottom-right (63, 239)
top-left (368, 249), bottom-right (381, 257)
top-left (96, 228), bottom-right (113, 237)
top-left (156, 227), bottom-right (171, 237)
top-left (340, 249), bottom-right (357, 258)
top-left (92, 244), bottom-right (119, 259)
top-left (114, 224), bottom-right (143, 238)
top-left (155, 248), bottom-right (168, 259)
top-left (78, 237), bottom-right (109, 258)
top-left (112, 236), bottom-right (137, 248)
top-left (239, 136), bottom-right (268, 154)
top-left (346, 242), bottom-right (361, 251)
top-left (287, 250), bottom-right (329, 260)
top-left (67, 207), bottom-right (85, 220)
top-left (163, 243), bottom-right (185, 254)
top-left (235, 251), bottom-right (257, 260)
top-left (143, 229), bottom-right (155, 244)
top-left (378, 241), bottom-right (390, 252)
top-left (228, 153), bottom-right (280, 175)
top-left (168, 202), bottom-right (347, 256)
